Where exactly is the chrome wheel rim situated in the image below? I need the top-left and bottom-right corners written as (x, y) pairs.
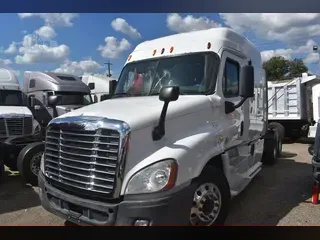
top-left (30, 152), bottom-right (43, 176)
top-left (190, 183), bottom-right (222, 226)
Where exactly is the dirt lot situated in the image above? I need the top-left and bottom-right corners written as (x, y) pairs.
top-left (0, 142), bottom-right (319, 226)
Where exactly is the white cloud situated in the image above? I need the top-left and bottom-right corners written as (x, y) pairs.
top-left (18, 13), bottom-right (79, 27)
top-left (167, 13), bottom-right (221, 33)
top-left (0, 58), bottom-right (12, 65)
top-left (4, 42), bottom-right (18, 54)
top-left (220, 13), bottom-right (320, 43)
top-left (35, 25), bottom-right (56, 39)
top-left (261, 39), bottom-right (319, 63)
top-left (15, 34), bottom-right (69, 64)
top-left (111, 18), bottom-right (141, 39)
top-left (97, 36), bottom-right (131, 59)
top-left (54, 58), bottom-right (103, 76)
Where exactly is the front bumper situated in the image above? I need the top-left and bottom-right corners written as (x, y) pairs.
top-left (38, 172), bottom-right (195, 226)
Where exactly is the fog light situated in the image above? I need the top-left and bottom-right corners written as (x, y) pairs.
top-left (134, 220), bottom-right (150, 226)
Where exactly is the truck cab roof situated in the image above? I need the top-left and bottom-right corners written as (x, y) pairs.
top-left (126, 27), bottom-right (261, 65)
top-left (23, 71), bottom-right (91, 94)
top-left (0, 68), bottom-right (20, 91)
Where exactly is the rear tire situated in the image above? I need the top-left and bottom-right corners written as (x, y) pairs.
top-left (268, 122), bottom-right (283, 156)
top-left (188, 166), bottom-right (230, 226)
top-left (262, 130), bottom-right (278, 165)
top-left (17, 143), bottom-right (44, 186)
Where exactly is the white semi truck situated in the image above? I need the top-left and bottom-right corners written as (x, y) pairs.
top-left (81, 75), bottom-right (117, 102)
top-left (38, 28), bottom-right (282, 226)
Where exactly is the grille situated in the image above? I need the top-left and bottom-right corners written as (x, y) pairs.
top-left (44, 125), bottom-right (121, 199)
top-left (0, 116), bottom-right (33, 138)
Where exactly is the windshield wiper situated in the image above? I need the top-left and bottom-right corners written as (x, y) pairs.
top-left (112, 92), bottom-right (132, 98)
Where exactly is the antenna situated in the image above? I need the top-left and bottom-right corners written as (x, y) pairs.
top-left (104, 61), bottom-right (112, 77)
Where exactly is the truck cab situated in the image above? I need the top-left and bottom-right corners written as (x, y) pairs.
top-left (23, 71), bottom-right (93, 135)
top-left (38, 28), bottom-right (280, 226)
top-left (81, 75), bottom-right (117, 102)
top-left (0, 68), bottom-right (40, 143)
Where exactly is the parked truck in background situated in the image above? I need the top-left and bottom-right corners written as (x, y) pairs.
top-left (0, 68), bottom-right (41, 170)
top-left (81, 75), bottom-right (117, 102)
top-left (38, 28), bottom-right (283, 226)
top-left (267, 73), bottom-right (320, 141)
top-left (1, 71), bottom-right (94, 185)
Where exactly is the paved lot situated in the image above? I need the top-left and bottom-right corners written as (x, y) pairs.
top-left (0, 142), bottom-right (319, 226)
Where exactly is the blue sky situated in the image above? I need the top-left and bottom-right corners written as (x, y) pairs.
top-left (0, 13), bottom-right (320, 85)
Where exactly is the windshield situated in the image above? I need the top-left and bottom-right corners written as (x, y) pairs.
top-left (115, 52), bottom-right (219, 97)
top-left (0, 90), bottom-right (23, 106)
top-left (54, 92), bottom-right (92, 106)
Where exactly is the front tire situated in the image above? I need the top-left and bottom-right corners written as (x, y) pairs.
top-left (17, 142), bottom-right (44, 186)
top-left (189, 166), bottom-right (230, 226)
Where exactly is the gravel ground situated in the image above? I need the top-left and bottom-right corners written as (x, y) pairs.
top-left (0, 142), bottom-right (318, 226)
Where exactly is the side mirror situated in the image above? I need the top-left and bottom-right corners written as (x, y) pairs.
top-left (152, 86), bottom-right (180, 141)
top-left (88, 82), bottom-right (95, 90)
top-left (48, 95), bottom-right (60, 106)
top-left (239, 65), bottom-right (254, 98)
top-left (159, 86), bottom-right (180, 102)
top-left (225, 64), bottom-right (254, 114)
top-left (109, 80), bottom-right (117, 96)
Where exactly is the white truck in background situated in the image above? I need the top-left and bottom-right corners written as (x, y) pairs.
top-left (0, 68), bottom-right (40, 142)
top-left (81, 75), bottom-right (117, 102)
top-left (38, 28), bottom-right (282, 226)
top-left (267, 73), bottom-right (320, 141)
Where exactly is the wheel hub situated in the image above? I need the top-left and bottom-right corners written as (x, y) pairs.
top-left (30, 152), bottom-right (43, 176)
top-left (190, 183), bottom-right (222, 226)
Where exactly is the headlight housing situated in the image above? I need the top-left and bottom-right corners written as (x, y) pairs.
top-left (40, 154), bottom-right (44, 174)
top-left (125, 159), bottom-right (177, 195)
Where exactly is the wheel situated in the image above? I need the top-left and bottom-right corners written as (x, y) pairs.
top-left (262, 131), bottom-right (278, 165)
top-left (268, 122), bottom-right (283, 156)
top-left (309, 145), bottom-right (314, 156)
top-left (268, 122), bottom-right (284, 139)
top-left (17, 142), bottom-right (44, 186)
top-left (189, 166), bottom-right (230, 226)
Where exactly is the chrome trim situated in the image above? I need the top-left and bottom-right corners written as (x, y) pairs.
top-left (44, 116), bottom-right (130, 199)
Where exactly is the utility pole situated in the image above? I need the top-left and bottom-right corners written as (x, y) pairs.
top-left (313, 45), bottom-right (320, 75)
top-left (104, 61), bottom-right (112, 77)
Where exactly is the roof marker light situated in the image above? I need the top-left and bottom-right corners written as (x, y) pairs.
top-left (170, 47), bottom-right (174, 53)
top-left (207, 42), bottom-right (211, 49)
top-left (153, 50), bottom-right (157, 56)
top-left (161, 48), bottom-right (165, 54)
top-left (128, 55), bottom-right (132, 61)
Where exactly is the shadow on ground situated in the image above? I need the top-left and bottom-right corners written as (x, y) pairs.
top-left (226, 150), bottom-right (313, 225)
top-left (0, 169), bottom-right (40, 215)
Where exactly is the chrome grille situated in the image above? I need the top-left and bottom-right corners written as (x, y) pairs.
top-left (0, 116), bottom-right (33, 138)
top-left (44, 125), bottom-right (121, 198)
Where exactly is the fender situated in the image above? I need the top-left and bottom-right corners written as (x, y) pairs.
top-left (120, 118), bottom-right (240, 195)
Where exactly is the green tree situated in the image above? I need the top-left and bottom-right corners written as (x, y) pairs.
top-left (262, 56), bottom-right (290, 81)
top-left (288, 58), bottom-right (308, 78)
top-left (262, 56), bottom-right (309, 81)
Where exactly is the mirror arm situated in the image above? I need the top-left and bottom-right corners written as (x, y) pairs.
top-left (225, 97), bottom-right (248, 114)
top-left (152, 102), bottom-right (169, 141)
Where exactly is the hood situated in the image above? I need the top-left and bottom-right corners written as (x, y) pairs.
top-left (56, 105), bottom-right (85, 116)
top-left (0, 106), bottom-right (32, 117)
top-left (55, 95), bottom-right (213, 131)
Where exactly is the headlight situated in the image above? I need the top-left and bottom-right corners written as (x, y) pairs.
top-left (40, 154), bottom-right (44, 174)
top-left (125, 159), bottom-right (177, 195)
top-left (35, 125), bottom-right (40, 134)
